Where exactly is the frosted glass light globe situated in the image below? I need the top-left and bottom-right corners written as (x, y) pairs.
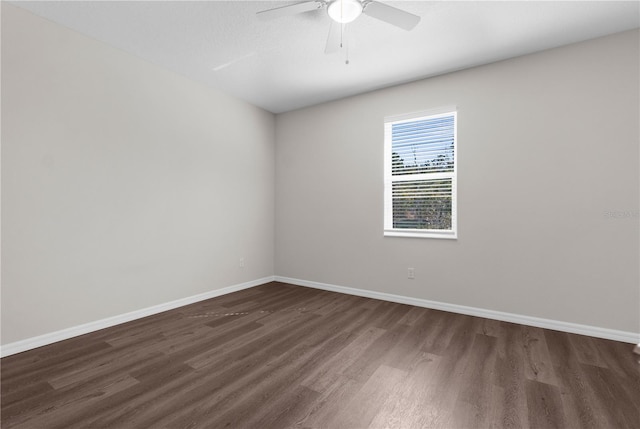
top-left (328, 0), bottom-right (363, 24)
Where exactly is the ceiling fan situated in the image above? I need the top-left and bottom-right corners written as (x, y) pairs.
top-left (257, 0), bottom-right (421, 54)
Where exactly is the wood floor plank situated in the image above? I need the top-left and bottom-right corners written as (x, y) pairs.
top-left (104, 306), bottom-right (364, 428)
top-left (382, 311), bottom-right (441, 372)
top-left (46, 336), bottom-right (165, 389)
top-left (308, 290), bottom-right (356, 315)
top-left (594, 342), bottom-right (640, 409)
top-left (594, 338), bottom-right (640, 388)
top-left (4, 373), bottom-right (141, 429)
top-left (1, 341), bottom-right (114, 393)
top-left (409, 314), bottom-right (478, 428)
top-left (521, 325), bottom-right (557, 386)
top-left (2, 339), bottom-right (162, 422)
top-left (373, 301), bottom-right (413, 330)
top-left (82, 324), bottom-right (316, 427)
top-left (329, 364), bottom-right (408, 428)
top-left (368, 352), bottom-right (441, 429)
top-left (184, 311), bottom-right (321, 371)
top-left (247, 385), bottom-right (321, 428)
top-left (580, 363), bottom-right (640, 428)
top-left (544, 329), bottom-right (609, 428)
top-left (494, 322), bottom-right (529, 429)
top-left (396, 305), bottom-right (428, 326)
top-left (300, 326), bottom-right (387, 392)
top-left (342, 322), bottom-right (409, 382)
top-left (165, 304), bottom-right (366, 428)
top-left (296, 375), bottom-right (361, 428)
top-left (420, 309), bottom-right (466, 355)
top-left (568, 334), bottom-right (609, 368)
top-left (0, 380), bottom-right (54, 410)
top-left (525, 379), bottom-right (566, 429)
top-left (2, 281), bottom-right (638, 429)
top-left (452, 333), bottom-right (499, 428)
top-left (474, 316), bottom-right (503, 338)
top-left (195, 336), bottom-right (351, 428)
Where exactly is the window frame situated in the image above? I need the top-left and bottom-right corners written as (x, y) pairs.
top-left (384, 107), bottom-right (458, 239)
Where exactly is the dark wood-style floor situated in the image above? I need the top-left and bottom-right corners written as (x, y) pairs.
top-left (1, 282), bottom-right (639, 428)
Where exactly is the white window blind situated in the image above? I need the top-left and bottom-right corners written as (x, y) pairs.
top-left (384, 109), bottom-right (457, 239)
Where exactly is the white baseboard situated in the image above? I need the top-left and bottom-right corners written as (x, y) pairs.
top-left (275, 276), bottom-right (640, 344)
top-left (0, 276), bottom-right (276, 358)
top-left (3, 275), bottom-right (637, 358)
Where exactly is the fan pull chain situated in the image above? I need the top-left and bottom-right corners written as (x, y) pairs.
top-left (340, 22), bottom-right (350, 65)
top-left (345, 40), bottom-right (350, 65)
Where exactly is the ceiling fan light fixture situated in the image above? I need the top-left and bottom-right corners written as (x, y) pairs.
top-left (328, 0), bottom-right (363, 24)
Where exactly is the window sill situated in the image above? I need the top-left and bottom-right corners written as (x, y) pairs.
top-left (384, 229), bottom-right (457, 240)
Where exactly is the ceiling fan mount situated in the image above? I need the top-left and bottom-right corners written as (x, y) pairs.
top-left (257, 0), bottom-right (420, 54)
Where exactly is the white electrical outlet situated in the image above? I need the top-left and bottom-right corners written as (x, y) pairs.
top-left (408, 268), bottom-right (415, 279)
top-left (240, 258), bottom-right (245, 268)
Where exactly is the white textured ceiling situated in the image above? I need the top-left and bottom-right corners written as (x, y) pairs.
top-left (10, 1), bottom-right (640, 113)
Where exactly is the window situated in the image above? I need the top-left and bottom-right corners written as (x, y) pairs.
top-left (384, 108), bottom-right (457, 239)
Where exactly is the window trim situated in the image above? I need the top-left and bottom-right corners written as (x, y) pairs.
top-left (384, 107), bottom-right (458, 239)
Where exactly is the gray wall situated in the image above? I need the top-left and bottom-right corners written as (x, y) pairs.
top-left (1, 4), bottom-right (275, 344)
top-left (275, 30), bottom-right (640, 333)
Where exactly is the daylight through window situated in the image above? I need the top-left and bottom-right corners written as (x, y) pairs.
top-left (384, 109), bottom-right (457, 239)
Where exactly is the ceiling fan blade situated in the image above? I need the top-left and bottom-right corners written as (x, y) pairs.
top-left (257, 1), bottom-right (322, 21)
top-left (325, 21), bottom-right (343, 54)
top-left (363, 1), bottom-right (420, 31)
